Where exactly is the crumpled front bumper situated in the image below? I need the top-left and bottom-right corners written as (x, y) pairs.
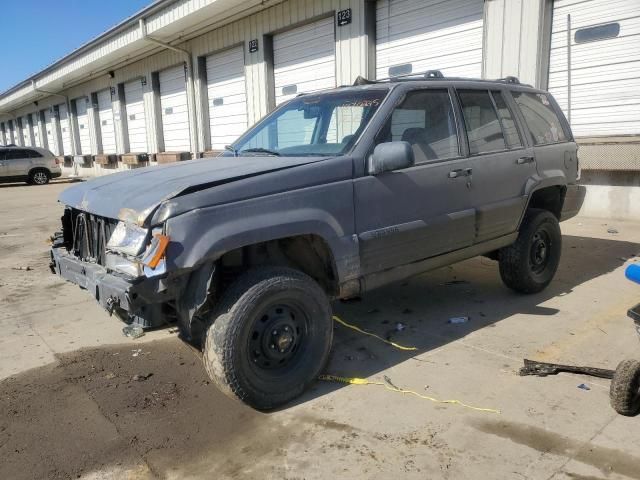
top-left (50, 246), bottom-right (168, 327)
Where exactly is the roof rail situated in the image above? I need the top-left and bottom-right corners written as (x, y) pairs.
top-left (351, 71), bottom-right (528, 87)
top-left (499, 76), bottom-right (520, 84)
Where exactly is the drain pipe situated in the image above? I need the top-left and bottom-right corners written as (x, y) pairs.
top-left (139, 18), bottom-right (199, 157)
top-left (31, 80), bottom-right (76, 156)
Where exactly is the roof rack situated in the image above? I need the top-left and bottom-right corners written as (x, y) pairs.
top-left (352, 71), bottom-right (527, 86)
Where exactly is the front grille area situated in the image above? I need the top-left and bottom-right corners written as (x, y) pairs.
top-left (61, 208), bottom-right (118, 266)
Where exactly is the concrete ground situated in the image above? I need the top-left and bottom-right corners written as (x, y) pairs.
top-left (1, 180), bottom-right (639, 480)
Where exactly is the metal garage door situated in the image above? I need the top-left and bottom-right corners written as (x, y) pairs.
top-left (74, 97), bottom-right (91, 154)
top-left (160, 64), bottom-right (191, 152)
top-left (548, 0), bottom-right (640, 137)
top-left (59, 103), bottom-right (73, 155)
top-left (97, 89), bottom-right (117, 154)
top-left (124, 79), bottom-right (148, 153)
top-left (21, 117), bottom-right (30, 146)
top-left (273, 17), bottom-right (336, 105)
top-left (0, 122), bottom-right (5, 145)
top-left (44, 109), bottom-right (59, 155)
top-left (31, 113), bottom-right (41, 148)
top-left (206, 46), bottom-right (248, 150)
top-left (375, 0), bottom-right (484, 79)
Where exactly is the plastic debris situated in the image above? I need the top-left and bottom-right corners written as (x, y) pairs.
top-left (131, 349), bottom-right (142, 357)
top-left (123, 325), bottom-right (145, 339)
top-left (607, 228), bottom-right (619, 234)
top-left (12, 266), bottom-right (32, 271)
top-left (577, 383), bottom-right (591, 391)
top-left (448, 316), bottom-right (469, 324)
top-left (395, 322), bottom-right (407, 331)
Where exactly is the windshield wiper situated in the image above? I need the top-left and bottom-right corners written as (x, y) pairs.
top-left (224, 145), bottom-right (238, 157)
top-left (239, 147), bottom-right (281, 156)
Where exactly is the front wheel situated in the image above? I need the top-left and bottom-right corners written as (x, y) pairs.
top-left (29, 169), bottom-right (50, 185)
top-left (499, 209), bottom-right (562, 294)
top-left (203, 267), bottom-right (333, 410)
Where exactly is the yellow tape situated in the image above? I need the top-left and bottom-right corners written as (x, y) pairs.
top-left (319, 374), bottom-right (500, 414)
top-left (332, 315), bottom-right (417, 351)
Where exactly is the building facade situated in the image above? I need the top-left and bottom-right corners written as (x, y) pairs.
top-left (0, 0), bottom-right (638, 216)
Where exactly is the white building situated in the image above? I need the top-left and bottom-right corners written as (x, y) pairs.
top-left (0, 0), bottom-right (638, 217)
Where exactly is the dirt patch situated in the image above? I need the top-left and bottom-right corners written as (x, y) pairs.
top-left (0, 338), bottom-right (293, 479)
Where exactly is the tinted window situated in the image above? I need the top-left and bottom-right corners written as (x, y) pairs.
top-left (491, 91), bottom-right (522, 149)
top-left (575, 23), bottom-right (619, 43)
top-left (5, 149), bottom-right (27, 160)
top-left (512, 92), bottom-right (568, 145)
top-left (458, 90), bottom-right (506, 154)
top-left (27, 150), bottom-right (42, 158)
top-left (377, 89), bottom-right (459, 162)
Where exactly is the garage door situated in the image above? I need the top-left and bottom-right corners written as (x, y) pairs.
top-left (124, 79), bottom-right (148, 153)
top-left (21, 117), bottom-right (31, 146)
top-left (273, 17), bottom-right (336, 105)
top-left (206, 46), bottom-right (248, 150)
top-left (160, 64), bottom-right (191, 152)
top-left (375, 0), bottom-right (484, 79)
top-left (97, 89), bottom-right (117, 154)
top-left (548, 0), bottom-right (640, 137)
top-left (31, 113), bottom-right (41, 148)
top-left (0, 122), bottom-right (5, 145)
top-left (74, 97), bottom-right (91, 155)
top-left (59, 103), bottom-right (73, 155)
top-left (44, 109), bottom-right (59, 155)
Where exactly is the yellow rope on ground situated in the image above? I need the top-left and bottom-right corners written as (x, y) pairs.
top-left (332, 315), bottom-right (418, 351)
top-left (319, 374), bottom-right (501, 414)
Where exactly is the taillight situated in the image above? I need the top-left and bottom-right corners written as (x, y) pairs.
top-left (55, 157), bottom-right (60, 165)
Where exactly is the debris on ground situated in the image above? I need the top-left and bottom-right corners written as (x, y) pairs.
top-left (448, 316), bottom-right (469, 324)
top-left (444, 280), bottom-right (470, 286)
top-left (131, 349), bottom-right (143, 357)
top-left (122, 325), bottom-right (145, 339)
top-left (132, 373), bottom-right (153, 382)
top-left (519, 359), bottom-right (614, 379)
top-left (578, 383), bottom-right (591, 391)
top-left (11, 266), bottom-right (32, 271)
top-left (395, 322), bottom-right (407, 331)
top-left (607, 228), bottom-right (619, 234)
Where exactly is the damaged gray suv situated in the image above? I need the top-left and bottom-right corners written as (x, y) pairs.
top-left (51, 72), bottom-right (584, 409)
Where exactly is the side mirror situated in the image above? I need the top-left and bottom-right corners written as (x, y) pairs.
top-left (368, 141), bottom-right (415, 175)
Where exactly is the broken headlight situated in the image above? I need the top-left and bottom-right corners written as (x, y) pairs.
top-left (105, 253), bottom-right (144, 278)
top-left (107, 222), bottom-right (149, 256)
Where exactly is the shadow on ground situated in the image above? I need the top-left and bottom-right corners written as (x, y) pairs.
top-left (0, 234), bottom-right (637, 479)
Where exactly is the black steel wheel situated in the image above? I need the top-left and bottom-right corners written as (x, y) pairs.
top-left (499, 209), bottom-right (562, 294)
top-left (203, 267), bottom-right (332, 410)
top-left (610, 359), bottom-right (640, 417)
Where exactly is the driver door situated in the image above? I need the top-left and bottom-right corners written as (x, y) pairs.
top-left (354, 88), bottom-right (475, 275)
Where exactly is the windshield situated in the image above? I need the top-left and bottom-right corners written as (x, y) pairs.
top-left (228, 89), bottom-right (389, 157)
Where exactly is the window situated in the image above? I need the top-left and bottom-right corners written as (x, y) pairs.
top-left (27, 150), bottom-right (42, 158)
top-left (4, 149), bottom-right (26, 160)
top-left (377, 89), bottom-right (459, 162)
top-left (233, 90), bottom-right (387, 156)
top-left (458, 90), bottom-right (506, 154)
top-left (491, 91), bottom-right (522, 149)
top-left (575, 23), bottom-right (620, 43)
top-left (512, 92), bottom-right (568, 145)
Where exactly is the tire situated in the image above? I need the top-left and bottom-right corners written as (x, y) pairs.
top-left (499, 209), bottom-right (562, 294)
top-left (29, 169), bottom-right (50, 185)
top-left (610, 359), bottom-right (640, 417)
top-left (203, 266), bottom-right (333, 410)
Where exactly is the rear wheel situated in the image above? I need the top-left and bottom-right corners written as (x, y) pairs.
top-left (499, 209), bottom-right (562, 293)
top-left (203, 267), bottom-right (332, 410)
top-left (610, 359), bottom-right (640, 417)
top-left (29, 169), bottom-right (50, 185)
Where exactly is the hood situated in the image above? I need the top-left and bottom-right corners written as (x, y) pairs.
top-left (58, 156), bottom-right (323, 225)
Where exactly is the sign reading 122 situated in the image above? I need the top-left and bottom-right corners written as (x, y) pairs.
top-left (337, 8), bottom-right (352, 26)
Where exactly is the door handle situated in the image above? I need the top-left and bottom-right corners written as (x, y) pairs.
top-left (517, 156), bottom-right (535, 165)
top-left (448, 168), bottom-right (472, 179)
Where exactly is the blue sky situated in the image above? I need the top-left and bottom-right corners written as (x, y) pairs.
top-left (0, 0), bottom-right (152, 93)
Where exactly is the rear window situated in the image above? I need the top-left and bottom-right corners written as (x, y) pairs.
top-left (27, 150), bottom-right (43, 158)
top-left (512, 92), bottom-right (568, 145)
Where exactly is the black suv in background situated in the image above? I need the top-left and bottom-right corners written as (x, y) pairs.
top-left (51, 71), bottom-right (585, 409)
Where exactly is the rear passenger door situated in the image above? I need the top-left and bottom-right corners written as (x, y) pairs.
top-left (4, 149), bottom-right (31, 177)
top-left (457, 89), bottom-right (535, 243)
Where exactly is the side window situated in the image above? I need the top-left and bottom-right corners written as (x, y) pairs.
top-left (490, 91), bottom-right (522, 149)
top-left (27, 150), bottom-right (43, 158)
top-left (458, 90), bottom-right (506, 155)
top-left (512, 92), bottom-right (568, 145)
top-left (377, 89), bottom-right (459, 163)
top-left (5, 149), bottom-right (25, 160)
